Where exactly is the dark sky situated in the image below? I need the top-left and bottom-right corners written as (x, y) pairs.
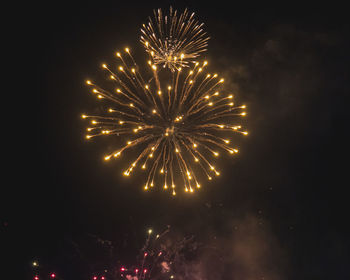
top-left (3, 1), bottom-right (349, 279)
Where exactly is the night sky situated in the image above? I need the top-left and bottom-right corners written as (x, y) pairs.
top-left (3, 1), bottom-right (349, 279)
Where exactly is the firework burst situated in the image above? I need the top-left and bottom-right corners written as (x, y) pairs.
top-left (140, 7), bottom-right (210, 71)
top-left (82, 47), bottom-right (248, 195)
top-left (118, 227), bottom-right (197, 280)
top-left (118, 228), bottom-right (171, 280)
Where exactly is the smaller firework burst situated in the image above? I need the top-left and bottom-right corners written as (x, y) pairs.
top-left (118, 227), bottom-right (197, 280)
top-left (140, 7), bottom-right (210, 71)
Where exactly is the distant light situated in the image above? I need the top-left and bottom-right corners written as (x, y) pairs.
top-left (34, 276), bottom-right (39, 280)
top-left (32, 261), bottom-right (38, 267)
top-left (101, 277), bottom-right (105, 280)
top-left (93, 277), bottom-right (97, 280)
top-left (50, 273), bottom-right (56, 278)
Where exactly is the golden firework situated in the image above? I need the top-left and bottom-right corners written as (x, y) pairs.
top-left (140, 7), bottom-right (210, 71)
top-left (82, 47), bottom-right (247, 195)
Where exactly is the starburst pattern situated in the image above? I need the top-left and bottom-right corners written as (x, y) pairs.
top-left (82, 47), bottom-right (247, 195)
top-left (140, 7), bottom-right (210, 71)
